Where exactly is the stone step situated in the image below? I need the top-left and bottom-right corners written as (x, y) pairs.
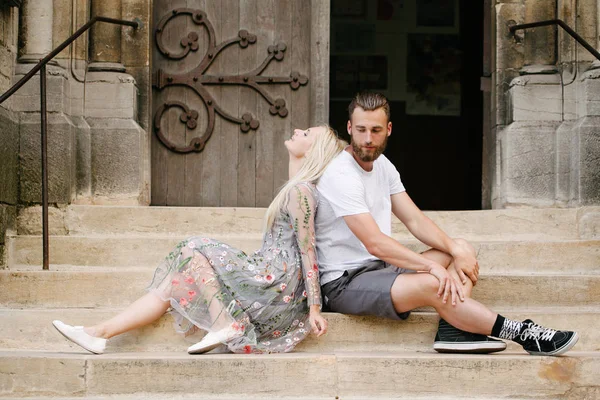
top-left (1, 269), bottom-right (598, 310)
top-left (8, 235), bottom-right (600, 273)
top-left (1, 350), bottom-right (598, 398)
top-left (1, 308), bottom-right (597, 353)
top-left (17, 205), bottom-right (600, 241)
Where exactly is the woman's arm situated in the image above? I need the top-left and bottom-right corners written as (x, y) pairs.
top-left (286, 183), bottom-right (327, 336)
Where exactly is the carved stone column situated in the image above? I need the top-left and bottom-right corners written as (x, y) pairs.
top-left (520, 0), bottom-right (557, 75)
top-left (89, 0), bottom-right (125, 72)
top-left (18, 0), bottom-right (53, 63)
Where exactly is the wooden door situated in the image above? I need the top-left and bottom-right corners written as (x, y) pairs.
top-left (151, 0), bottom-right (312, 206)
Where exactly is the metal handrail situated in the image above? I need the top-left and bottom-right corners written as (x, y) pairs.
top-left (509, 19), bottom-right (600, 62)
top-left (0, 16), bottom-right (140, 270)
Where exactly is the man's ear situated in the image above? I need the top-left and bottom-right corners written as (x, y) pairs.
top-left (347, 120), bottom-right (352, 135)
top-left (387, 121), bottom-right (392, 137)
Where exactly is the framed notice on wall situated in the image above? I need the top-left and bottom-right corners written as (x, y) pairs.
top-left (331, 55), bottom-right (388, 98)
top-left (406, 34), bottom-right (461, 116)
top-left (416, 0), bottom-right (456, 27)
top-left (332, 0), bottom-right (366, 17)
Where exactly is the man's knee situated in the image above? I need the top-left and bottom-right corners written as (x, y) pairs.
top-left (454, 238), bottom-right (476, 257)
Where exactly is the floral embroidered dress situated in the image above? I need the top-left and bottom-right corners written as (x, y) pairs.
top-left (148, 182), bottom-right (321, 354)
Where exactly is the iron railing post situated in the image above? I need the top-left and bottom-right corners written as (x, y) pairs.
top-left (0, 16), bottom-right (140, 270)
top-left (40, 64), bottom-right (49, 271)
top-left (509, 19), bottom-right (600, 62)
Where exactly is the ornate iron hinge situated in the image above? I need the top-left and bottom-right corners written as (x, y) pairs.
top-left (152, 8), bottom-right (309, 153)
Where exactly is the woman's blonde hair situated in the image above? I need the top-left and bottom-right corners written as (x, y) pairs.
top-left (263, 124), bottom-right (346, 232)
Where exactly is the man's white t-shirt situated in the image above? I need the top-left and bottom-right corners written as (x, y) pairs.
top-left (315, 151), bottom-right (406, 285)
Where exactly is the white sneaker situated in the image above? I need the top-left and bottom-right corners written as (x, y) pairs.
top-left (187, 325), bottom-right (242, 354)
top-left (52, 320), bottom-right (107, 354)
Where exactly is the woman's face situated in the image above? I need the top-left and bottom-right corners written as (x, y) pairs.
top-left (285, 126), bottom-right (325, 158)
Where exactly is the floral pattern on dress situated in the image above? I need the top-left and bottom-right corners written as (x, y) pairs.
top-left (147, 182), bottom-right (321, 354)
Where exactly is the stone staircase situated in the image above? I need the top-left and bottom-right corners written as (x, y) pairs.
top-left (1, 206), bottom-right (599, 399)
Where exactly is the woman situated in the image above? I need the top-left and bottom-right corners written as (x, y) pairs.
top-left (53, 125), bottom-right (346, 355)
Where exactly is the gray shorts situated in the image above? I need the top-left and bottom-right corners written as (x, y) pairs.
top-left (322, 260), bottom-right (414, 320)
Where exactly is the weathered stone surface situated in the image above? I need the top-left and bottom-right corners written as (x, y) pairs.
top-left (84, 71), bottom-right (138, 119)
top-left (18, 0), bottom-right (53, 62)
top-left (571, 117), bottom-right (600, 205)
top-left (578, 207), bottom-right (600, 239)
top-left (17, 205), bottom-right (67, 235)
top-left (8, 64), bottom-right (69, 113)
top-left (497, 121), bottom-right (561, 206)
top-left (11, 234), bottom-right (600, 273)
top-left (87, 118), bottom-right (149, 204)
top-left (0, 204), bottom-right (17, 244)
top-left (19, 113), bottom-right (76, 204)
top-left (1, 350), bottom-right (599, 398)
top-left (16, 205), bottom-right (582, 240)
top-left (580, 69), bottom-right (600, 116)
top-left (72, 116), bottom-right (92, 200)
top-left (509, 73), bottom-right (562, 121)
top-left (2, 308), bottom-right (597, 353)
top-left (523, 0), bottom-right (556, 66)
top-left (495, 3), bottom-right (525, 70)
top-left (0, 106), bottom-right (19, 205)
top-left (335, 352), bottom-right (600, 398)
top-left (556, 120), bottom-right (575, 204)
top-left (2, 269), bottom-right (598, 309)
top-left (0, 352), bottom-right (86, 397)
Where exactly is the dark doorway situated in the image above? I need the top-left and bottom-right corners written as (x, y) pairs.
top-left (329, 0), bottom-right (483, 210)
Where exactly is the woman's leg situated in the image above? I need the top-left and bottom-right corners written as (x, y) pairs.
top-left (85, 292), bottom-right (170, 339)
top-left (178, 246), bottom-right (234, 332)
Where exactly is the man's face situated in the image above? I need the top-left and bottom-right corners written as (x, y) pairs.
top-left (347, 107), bottom-right (392, 162)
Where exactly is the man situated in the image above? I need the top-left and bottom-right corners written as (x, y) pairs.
top-left (315, 92), bottom-right (578, 355)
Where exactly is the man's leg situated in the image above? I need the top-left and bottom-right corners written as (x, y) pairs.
top-left (390, 272), bottom-right (579, 356)
top-left (417, 240), bottom-right (503, 353)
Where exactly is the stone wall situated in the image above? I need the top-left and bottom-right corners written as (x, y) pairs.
top-left (486, 0), bottom-right (600, 208)
top-left (0, 4), bottom-right (19, 267)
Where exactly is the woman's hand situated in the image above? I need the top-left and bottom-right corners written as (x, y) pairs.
top-left (309, 305), bottom-right (328, 337)
top-left (427, 263), bottom-right (465, 306)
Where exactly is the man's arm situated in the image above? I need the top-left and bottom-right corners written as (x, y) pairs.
top-left (343, 212), bottom-right (464, 303)
top-left (344, 213), bottom-right (434, 271)
top-left (390, 192), bottom-right (479, 284)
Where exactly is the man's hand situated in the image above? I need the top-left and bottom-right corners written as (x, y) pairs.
top-left (451, 241), bottom-right (479, 285)
top-left (309, 305), bottom-right (328, 337)
top-left (428, 263), bottom-right (465, 306)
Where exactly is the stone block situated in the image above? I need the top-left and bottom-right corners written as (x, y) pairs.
top-left (0, 106), bottom-right (19, 205)
top-left (8, 64), bottom-right (69, 113)
top-left (121, 0), bottom-right (150, 68)
top-left (495, 3), bottom-right (525, 70)
top-left (19, 113), bottom-right (76, 204)
top-left (509, 74), bottom-right (562, 121)
top-left (0, 353), bottom-right (85, 397)
top-left (88, 118), bottom-right (149, 204)
top-left (573, 117), bottom-right (600, 205)
top-left (0, 204), bottom-right (16, 245)
top-left (17, 205), bottom-right (67, 235)
top-left (492, 69), bottom-right (519, 126)
top-left (580, 69), bottom-right (600, 116)
top-left (499, 121), bottom-right (560, 206)
top-left (72, 116), bottom-right (91, 201)
top-left (578, 207), bottom-right (600, 239)
top-left (555, 120), bottom-right (575, 204)
top-left (523, 0), bottom-right (556, 66)
top-left (126, 65), bottom-right (150, 130)
top-left (84, 71), bottom-right (138, 119)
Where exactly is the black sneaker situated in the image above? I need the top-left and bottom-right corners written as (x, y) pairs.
top-left (433, 319), bottom-right (507, 354)
top-left (514, 319), bottom-right (579, 356)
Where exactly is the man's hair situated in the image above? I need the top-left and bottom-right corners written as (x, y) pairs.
top-left (348, 92), bottom-right (390, 121)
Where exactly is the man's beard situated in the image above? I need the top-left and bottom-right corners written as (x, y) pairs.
top-left (351, 135), bottom-right (388, 162)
